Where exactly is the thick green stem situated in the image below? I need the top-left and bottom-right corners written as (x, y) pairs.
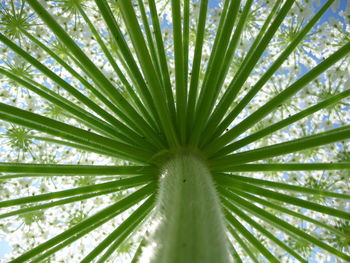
top-left (140, 153), bottom-right (231, 263)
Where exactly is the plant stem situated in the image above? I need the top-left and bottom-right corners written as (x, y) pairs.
top-left (140, 153), bottom-right (231, 263)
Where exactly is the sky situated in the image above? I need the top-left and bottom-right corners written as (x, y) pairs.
top-left (0, 0), bottom-right (349, 261)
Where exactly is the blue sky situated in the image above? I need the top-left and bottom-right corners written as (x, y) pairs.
top-left (0, 0), bottom-right (349, 261)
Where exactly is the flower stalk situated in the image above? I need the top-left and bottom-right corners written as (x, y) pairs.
top-left (140, 152), bottom-right (231, 263)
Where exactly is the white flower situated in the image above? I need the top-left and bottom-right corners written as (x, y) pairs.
top-left (331, 0), bottom-right (341, 12)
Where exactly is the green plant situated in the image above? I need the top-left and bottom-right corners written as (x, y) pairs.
top-left (0, 0), bottom-right (349, 262)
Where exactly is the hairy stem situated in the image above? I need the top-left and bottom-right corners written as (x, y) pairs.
top-left (140, 153), bottom-right (231, 263)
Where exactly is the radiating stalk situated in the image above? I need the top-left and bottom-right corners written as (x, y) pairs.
top-left (203, 0), bottom-right (335, 145)
top-left (202, 0), bottom-right (296, 142)
top-left (81, 195), bottom-right (155, 262)
top-left (186, 0), bottom-right (209, 139)
top-left (190, 0), bottom-right (240, 145)
top-left (213, 162), bottom-right (350, 172)
top-left (219, 187), bottom-right (350, 262)
top-left (0, 67), bottom-right (127, 142)
top-left (139, 153), bottom-right (231, 263)
top-left (217, 87), bottom-right (350, 155)
top-left (206, 40), bottom-right (350, 154)
top-left (214, 172), bottom-right (350, 199)
top-left (75, 3), bottom-right (159, 129)
top-left (0, 103), bottom-right (153, 163)
top-left (231, 189), bottom-right (348, 238)
top-left (147, 0), bottom-right (176, 121)
top-left (224, 208), bottom-right (279, 263)
top-left (227, 224), bottom-right (259, 263)
top-left (222, 199), bottom-right (307, 263)
top-left (29, 0), bottom-right (166, 150)
top-left (117, 0), bottom-right (179, 147)
top-left (11, 183), bottom-right (156, 262)
top-left (216, 178), bottom-right (350, 220)
top-left (170, 0), bottom-right (187, 143)
top-left (0, 189), bottom-right (116, 219)
top-left (0, 163), bottom-right (155, 175)
top-left (209, 126), bottom-right (350, 169)
top-left (0, 175), bottom-right (154, 208)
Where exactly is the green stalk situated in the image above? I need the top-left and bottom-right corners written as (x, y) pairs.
top-left (0, 33), bottom-right (128, 132)
top-left (0, 67), bottom-right (129, 142)
top-left (2, 37), bottom-right (153, 146)
top-left (224, 208), bottom-right (279, 263)
top-left (206, 40), bottom-right (350, 154)
top-left (147, 0), bottom-right (176, 121)
top-left (211, 0), bottom-right (254, 99)
top-left (0, 189), bottom-right (118, 220)
top-left (93, 0), bottom-right (158, 112)
top-left (214, 162), bottom-right (350, 172)
top-left (29, 0), bottom-right (165, 150)
top-left (20, 28), bottom-right (117, 109)
top-left (0, 103), bottom-right (153, 163)
top-left (222, 199), bottom-right (307, 263)
top-left (30, 197), bottom-right (149, 263)
top-left (137, 0), bottom-right (162, 80)
top-left (218, 87), bottom-right (350, 155)
top-left (29, 203), bottom-right (122, 263)
top-left (219, 187), bottom-right (350, 261)
top-left (231, 189), bottom-right (347, 238)
top-left (227, 224), bottom-right (259, 263)
top-left (215, 177), bottom-right (350, 220)
top-left (232, 0), bottom-right (284, 75)
top-left (139, 153), bottom-right (231, 263)
top-left (63, 52), bottom-right (159, 137)
top-left (170, 0), bottom-right (187, 143)
top-left (53, 53), bottom-right (150, 135)
top-left (118, 0), bottom-right (179, 147)
top-left (30, 194), bottom-right (153, 263)
top-left (0, 163), bottom-right (155, 175)
top-left (29, 136), bottom-right (124, 159)
top-left (204, 0), bottom-right (335, 146)
top-left (190, 0), bottom-right (241, 145)
top-left (202, 0), bottom-right (296, 141)
top-left (74, 3), bottom-right (158, 129)
top-left (227, 240), bottom-right (243, 263)
top-left (82, 195), bottom-right (155, 262)
top-left (208, 0), bottom-right (252, 107)
top-left (131, 238), bottom-right (147, 263)
top-left (0, 175), bottom-right (154, 208)
top-left (191, 0), bottom-right (232, 119)
top-left (148, 0), bottom-right (176, 120)
top-left (209, 126), bottom-right (350, 169)
top-left (199, 0), bottom-right (283, 146)
top-left (183, 0), bottom-right (190, 88)
top-left (186, 0), bottom-right (209, 138)
top-left (93, 0), bottom-right (175, 147)
top-left (214, 173), bottom-right (350, 199)
top-left (11, 183), bottom-right (156, 262)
